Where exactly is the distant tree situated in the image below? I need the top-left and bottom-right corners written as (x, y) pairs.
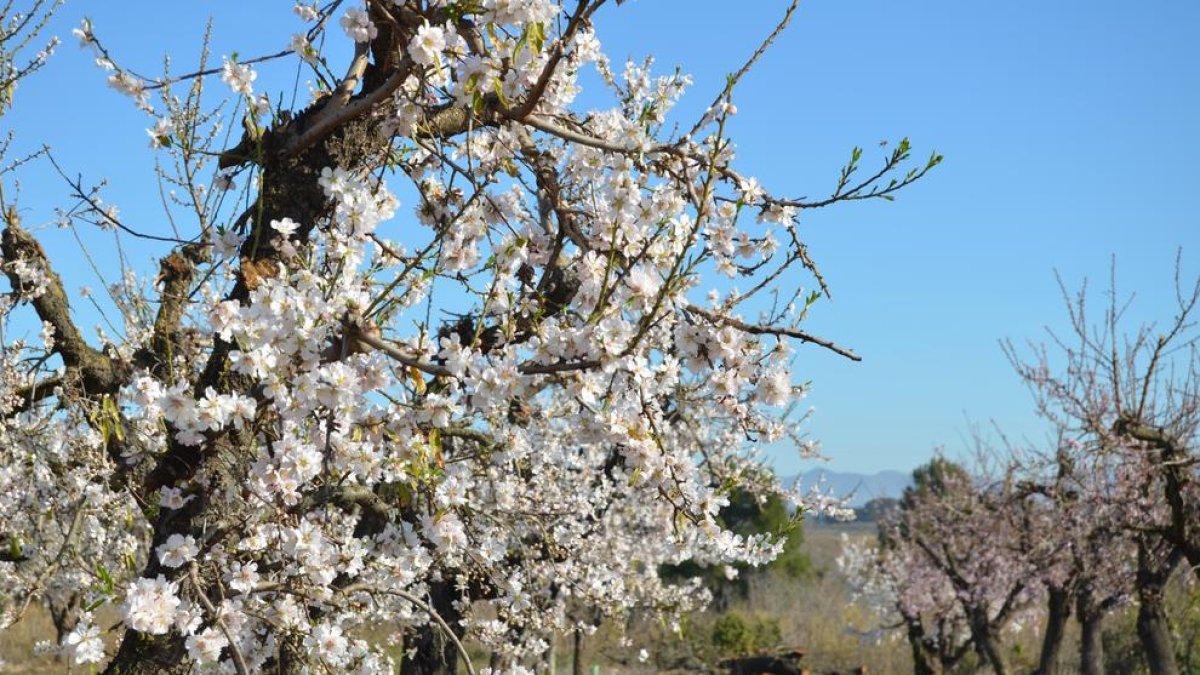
top-left (838, 523), bottom-right (970, 675)
top-left (845, 263), bottom-right (1199, 675)
top-left (856, 497), bottom-right (899, 523)
top-left (1011, 440), bottom-right (1135, 675)
top-left (1005, 263), bottom-right (1200, 675)
top-left (873, 458), bottom-right (1039, 675)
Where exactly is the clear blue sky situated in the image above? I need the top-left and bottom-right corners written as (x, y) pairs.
top-left (5, 1), bottom-right (1198, 475)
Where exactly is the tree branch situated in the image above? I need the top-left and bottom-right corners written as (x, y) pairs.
top-left (685, 303), bottom-right (861, 361)
top-left (1, 220), bottom-right (125, 397)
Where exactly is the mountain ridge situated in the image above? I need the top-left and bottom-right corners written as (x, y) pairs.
top-left (781, 468), bottom-right (912, 507)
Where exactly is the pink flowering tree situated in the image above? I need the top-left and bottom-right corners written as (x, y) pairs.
top-left (1011, 440), bottom-right (1136, 675)
top-left (844, 259), bottom-right (1200, 675)
top-left (891, 459), bottom-right (1046, 675)
top-left (0, 1), bottom-right (939, 673)
top-left (838, 525), bottom-right (973, 675)
top-left (840, 458), bottom-right (1047, 675)
top-left (1005, 266), bottom-right (1200, 675)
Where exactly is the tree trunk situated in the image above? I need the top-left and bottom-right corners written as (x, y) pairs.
top-left (572, 628), bottom-right (584, 675)
top-left (399, 579), bottom-right (462, 675)
top-left (970, 609), bottom-right (1009, 675)
top-left (103, 630), bottom-right (192, 675)
top-left (1077, 608), bottom-right (1104, 675)
top-left (1134, 543), bottom-right (1181, 675)
top-left (545, 634), bottom-right (557, 675)
top-left (46, 591), bottom-right (81, 645)
top-left (104, 501), bottom-right (206, 674)
top-left (1136, 591), bottom-right (1178, 675)
top-left (100, 14), bottom-right (410, 672)
top-left (905, 616), bottom-right (945, 675)
top-left (978, 634), bottom-right (1009, 675)
top-left (1034, 585), bottom-right (1071, 675)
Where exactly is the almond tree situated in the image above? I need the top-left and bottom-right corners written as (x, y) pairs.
top-left (894, 460), bottom-right (1044, 675)
top-left (1005, 265), bottom-right (1200, 675)
top-left (0, 0), bottom-right (149, 651)
top-left (0, 1), bottom-right (940, 673)
top-left (841, 458), bottom-right (1040, 675)
top-left (838, 529), bottom-right (972, 675)
top-left (1009, 440), bottom-right (1135, 675)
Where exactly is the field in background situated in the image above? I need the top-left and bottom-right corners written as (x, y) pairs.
top-left (1, 610), bottom-right (66, 674)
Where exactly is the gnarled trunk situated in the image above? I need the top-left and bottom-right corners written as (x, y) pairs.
top-left (1133, 543), bottom-right (1181, 675)
top-left (100, 9), bottom-right (415, 672)
top-left (1034, 585), bottom-right (1071, 675)
top-left (966, 606), bottom-right (1009, 675)
top-left (977, 633), bottom-right (1009, 675)
top-left (905, 615), bottom-right (945, 675)
top-left (1136, 592), bottom-right (1178, 675)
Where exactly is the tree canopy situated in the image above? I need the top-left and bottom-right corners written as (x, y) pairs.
top-left (0, 1), bottom-right (937, 672)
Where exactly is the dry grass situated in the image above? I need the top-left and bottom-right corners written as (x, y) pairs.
top-left (0, 609), bottom-right (64, 674)
top-left (0, 605), bottom-right (126, 674)
top-left (742, 522), bottom-right (912, 674)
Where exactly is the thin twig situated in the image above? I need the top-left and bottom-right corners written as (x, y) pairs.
top-left (188, 564), bottom-right (251, 675)
top-left (687, 0), bottom-right (799, 139)
top-left (685, 303), bottom-right (861, 361)
top-left (339, 583), bottom-right (477, 675)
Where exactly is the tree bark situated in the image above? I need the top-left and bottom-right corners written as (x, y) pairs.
top-left (399, 579), bottom-right (462, 675)
top-left (964, 605), bottom-right (1009, 675)
top-left (1134, 543), bottom-right (1181, 675)
top-left (572, 628), bottom-right (584, 675)
top-left (102, 630), bottom-right (192, 675)
top-left (46, 591), bottom-right (81, 646)
top-left (905, 616), bottom-right (945, 675)
top-left (545, 634), bottom-right (557, 675)
top-left (977, 633), bottom-right (1009, 675)
top-left (1034, 585), bottom-right (1071, 675)
top-left (1077, 608), bottom-right (1104, 675)
top-left (1136, 591), bottom-right (1178, 675)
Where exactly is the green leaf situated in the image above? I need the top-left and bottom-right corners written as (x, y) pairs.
top-left (492, 77), bottom-right (510, 107)
top-left (514, 26), bottom-right (530, 59)
top-left (96, 563), bottom-right (115, 595)
top-left (529, 22), bottom-right (546, 54)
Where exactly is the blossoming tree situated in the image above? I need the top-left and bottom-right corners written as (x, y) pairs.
top-left (0, 1), bottom-right (938, 672)
top-left (840, 267), bottom-right (1199, 675)
top-left (878, 459), bottom-right (1042, 675)
top-left (1012, 441), bottom-right (1137, 675)
top-left (840, 451), bottom-right (1128, 675)
top-left (1004, 267), bottom-right (1200, 675)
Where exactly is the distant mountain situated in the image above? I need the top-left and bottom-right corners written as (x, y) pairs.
top-left (784, 468), bottom-right (912, 507)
